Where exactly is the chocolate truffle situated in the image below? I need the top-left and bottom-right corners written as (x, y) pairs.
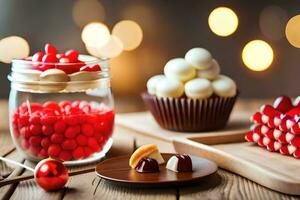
top-left (166, 154), bottom-right (193, 172)
top-left (135, 157), bottom-right (159, 173)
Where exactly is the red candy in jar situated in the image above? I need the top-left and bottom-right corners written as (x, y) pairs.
top-left (9, 43), bottom-right (114, 165)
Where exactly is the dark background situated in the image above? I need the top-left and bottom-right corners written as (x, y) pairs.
top-left (0, 0), bottom-right (299, 99)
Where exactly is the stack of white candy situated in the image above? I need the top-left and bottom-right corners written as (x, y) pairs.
top-left (147, 48), bottom-right (237, 99)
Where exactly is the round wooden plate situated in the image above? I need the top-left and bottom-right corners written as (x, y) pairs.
top-left (95, 153), bottom-right (218, 187)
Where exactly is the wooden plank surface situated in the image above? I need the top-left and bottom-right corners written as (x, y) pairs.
top-left (1, 99), bottom-right (300, 199)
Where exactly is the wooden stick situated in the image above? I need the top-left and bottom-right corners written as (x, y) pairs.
top-left (0, 167), bottom-right (95, 187)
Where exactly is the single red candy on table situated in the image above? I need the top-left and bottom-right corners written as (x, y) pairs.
top-left (34, 158), bottom-right (68, 191)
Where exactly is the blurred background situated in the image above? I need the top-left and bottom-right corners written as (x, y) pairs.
top-left (0, 0), bottom-right (300, 101)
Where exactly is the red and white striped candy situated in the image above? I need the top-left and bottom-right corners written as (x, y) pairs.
top-left (286, 132), bottom-right (295, 143)
top-left (278, 133), bottom-right (288, 144)
top-left (252, 132), bottom-right (262, 143)
top-left (288, 144), bottom-right (297, 154)
top-left (264, 129), bottom-right (275, 140)
top-left (245, 131), bottom-right (254, 142)
top-left (266, 141), bottom-right (281, 152)
top-left (279, 116), bottom-right (295, 132)
top-left (261, 114), bottom-right (270, 124)
top-left (267, 115), bottom-right (281, 128)
top-left (290, 122), bottom-right (300, 135)
top-left (261, 125), bottom-right (269, 134)
top-left (273, 129), bottom-right (282, 140)
top-left (251, 112), bottom-right (263, 124)
top-left (257, 137), bottom-right (265, 147)
top-left (293, 149), bottom-right (300, 159)
top-left (279, 145), bottom-right (289, 155)
top-left (290, 136), bottom-right (300, 147)
top-left (262, 136), bottom-right (272, 146)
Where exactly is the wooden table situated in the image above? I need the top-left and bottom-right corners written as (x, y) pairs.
top-left (0, 99), bottom-right (299, 200)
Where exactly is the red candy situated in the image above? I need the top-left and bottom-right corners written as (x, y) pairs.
top-left (32, 52), bottom-right (45, 62)
top-left (80, 64), bottom-right (101, 72)
top-left (12, 100), bottom-right (114, 161)
top-left (245, 95), bottom-right (300, 159)
top-left (65, 50), bottom-right (79, 62)
top-left (44, 43), bottom-right (57, 55)
top-left (273, 96), bottom-right (293, 113)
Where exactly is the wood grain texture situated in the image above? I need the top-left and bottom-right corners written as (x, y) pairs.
top-left (116, 112), bottom-right (249, 144)
top-left (180, 170), bottom-right (300, 200)
top-left (174, 138), bottom-right (300, 195)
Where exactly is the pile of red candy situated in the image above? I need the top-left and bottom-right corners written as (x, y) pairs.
top-left (245, 96), bottom-right (300, 158)
top-left (12, 101), bottom-right (114, 161)
top-left (24, 43), bottom-right (101, 74)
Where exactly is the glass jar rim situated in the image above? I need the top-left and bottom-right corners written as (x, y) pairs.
top-left (12, 54), bottom-right (109, 66)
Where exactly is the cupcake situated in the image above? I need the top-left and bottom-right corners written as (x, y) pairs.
top-left (142, 47), bottom-right (238, 132)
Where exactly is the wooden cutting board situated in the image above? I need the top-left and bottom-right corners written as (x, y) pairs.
top-left (116, 112), bottom-right (300, 195)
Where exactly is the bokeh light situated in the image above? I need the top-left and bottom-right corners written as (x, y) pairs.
top-left (72, 0), bottom-right (105, 28)
top-left (112, 20), bottom-right (143, 51)
top-left (0, 36), bottom-right (30, 63)
top-left (259, 6), bottom-right (287, 41)
top-left (86, 35), bottom-right (123, 58)
top-left (242, 40), bottom-right (274, 71)
top-left (286, 15), bottom-right (300, 48)
top-left (208, 7), bottom-right (238, 37)
top-left (81, 22), bottom-right (110, 48)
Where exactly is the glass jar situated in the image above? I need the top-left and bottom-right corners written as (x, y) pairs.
top-left (8, 55), bottom-right (114, 166)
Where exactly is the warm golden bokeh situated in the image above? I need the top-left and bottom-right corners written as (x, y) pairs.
top-left (81, 22), bottom-right (110, 48)
top-left (0, 36), bottom-right (30, 63)
top-left (86, 35), bottom-right (123, 59)
top-left (285, 15), bottom-right (300, 48)
top-left (72, 0), bottom-right (105, 28)
top-left (242, 40), bottom-right (274, 71)
top-left (112, 20), bottom-right (143, 51)
top-left (208, 7), bottom-right (238, 37)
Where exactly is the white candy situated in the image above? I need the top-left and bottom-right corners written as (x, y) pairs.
top-left (185, 48), bottom-right (213, 70)
top-left (164, 58), bottom-right (195, 82)
top-left (156, 78), bottom-right (184, 98)
top-left (146, 75), bottom-right (165, 95)
top-left (69, 71), bottom-right (100, 82)
top-left (212, 75), bottom-right (237, 97)
top-left (184, 78), bottom-right (213, 99)
top-left (40, 69), bottom-right (69, 82)
top-left (197, 59), bottom-right (220, 80)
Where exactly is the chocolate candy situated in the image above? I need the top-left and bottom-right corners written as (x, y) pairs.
top-left (135, 157), bottom-right (159, 173)
top-left (166, 154), bottom-right (193, 172)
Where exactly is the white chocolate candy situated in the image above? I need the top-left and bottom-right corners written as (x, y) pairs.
top-left (212, 75), bottom-right (237, 97)
top-left (156, 78), bottom-right (184, 98)
top-left (197, 59), bottom-right (220, 80)
top-left (184, 78), bottom-right (213, 99)
top-left (164, 58), bottom-right (196, 82)
top-left (40, 69), bottom-right (69, 82)
top-left (146, 74), bottom-right (165, 95)
top-left (185, 48), bottom-right (213, 70)
top-left (69, 71), bottom-right (100, 82)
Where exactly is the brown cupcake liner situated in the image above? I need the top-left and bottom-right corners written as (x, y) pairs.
top-left (141, 92), bottom-right (238, 132)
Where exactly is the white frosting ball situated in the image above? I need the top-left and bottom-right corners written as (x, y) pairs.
top-left (156, 78), bottom-right (184, 98)
top-left (164, 58), bottom-right (196, 82)
top-left (185, 48), bottom-right (213, 70)
top-left (212, 75), bottom-right (237, 97)
top-left (146, 75), bottom-right (165, 95)
top-left (184, 78), bottom-right (213, 99)
top-left (197, 59), bottom-right (220, 80)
